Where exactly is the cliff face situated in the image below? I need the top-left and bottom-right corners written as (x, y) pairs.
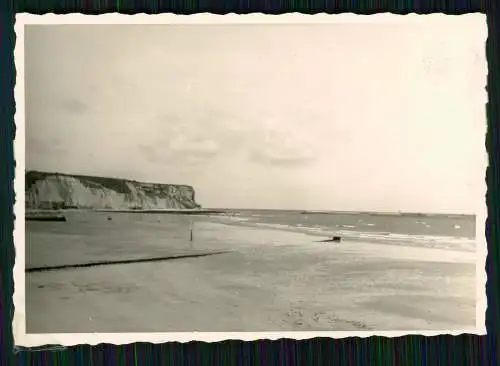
top-left (25, 171), bottom-right (201, 210)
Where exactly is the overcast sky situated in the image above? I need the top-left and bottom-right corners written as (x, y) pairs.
top-left (24, 18), bottom-right (486, 213)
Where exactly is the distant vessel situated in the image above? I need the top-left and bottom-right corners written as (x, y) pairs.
top-left (26, 215), bottom-right (66, 222)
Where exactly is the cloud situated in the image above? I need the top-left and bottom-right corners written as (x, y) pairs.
top-left (168, 137), bottom-right (220, 157)
top-left (26, 137), bottom-right (69, 171)
top-left (27, 137), bottom-right (65, 154)
top-left (145, 112), bottom-right (317, 168)
top-left (246, 127), bottom-right (317, 167)
top-left (249, 149), bottom-right (315, 166)
top-left (59, 99), bottom-right (90, 114)
top-left (142, 112), bottom-right (240, 163)
top-left (137, 137), bottom-right (220, 167)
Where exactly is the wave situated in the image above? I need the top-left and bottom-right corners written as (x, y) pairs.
top-left (211, 217), bottom-right (476, 252)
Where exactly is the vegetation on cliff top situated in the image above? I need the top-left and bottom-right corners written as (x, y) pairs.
top-left (25, 171), bottom-right (194, 194)
top-left (26, 171), bottom-right (135, 194)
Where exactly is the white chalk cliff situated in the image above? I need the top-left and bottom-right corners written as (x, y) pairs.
top-left (25, 171), bottom-right (201, 210)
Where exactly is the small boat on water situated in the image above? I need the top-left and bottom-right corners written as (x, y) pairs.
top-left (26, 214), bottom-right (67, 222)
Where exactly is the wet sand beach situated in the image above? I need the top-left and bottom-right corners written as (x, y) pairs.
top-left (25, 213), bottom-right (476, 333)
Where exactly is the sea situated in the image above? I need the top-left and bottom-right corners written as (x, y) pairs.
top-left (205, 209), bottom-right (477, 252)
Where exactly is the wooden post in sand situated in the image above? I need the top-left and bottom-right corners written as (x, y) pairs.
top-left (189, 220), bottom-right (194, 242)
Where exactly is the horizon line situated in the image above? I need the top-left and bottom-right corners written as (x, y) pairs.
top-left (204, 207), bottom-right (476, 216)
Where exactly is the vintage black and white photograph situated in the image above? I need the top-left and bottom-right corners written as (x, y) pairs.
top-left (14, 14), bottom-right (487, 345)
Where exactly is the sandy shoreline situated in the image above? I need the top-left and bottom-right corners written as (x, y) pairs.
top-left (25, 221), bottom-right (476, 333)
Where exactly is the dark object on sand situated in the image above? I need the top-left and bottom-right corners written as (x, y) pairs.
top-left (26, 251), bottom-right (230, 273)
top-left (26, 215), bottom-right (66, 222)
top-left (107, 216), bottom-right (112, 221)
top-left (316, 236), bottom-right (342, 243)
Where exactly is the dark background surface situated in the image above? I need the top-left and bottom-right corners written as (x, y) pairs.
top-left (1, 0), bottom-right (497, 365)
